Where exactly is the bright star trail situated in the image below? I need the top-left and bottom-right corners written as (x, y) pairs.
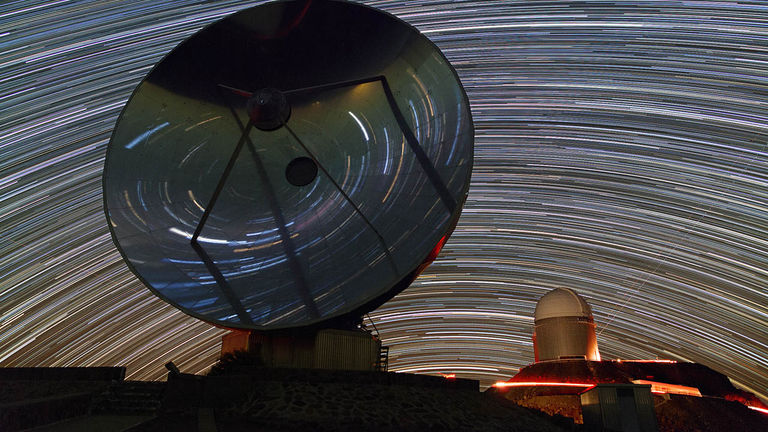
top-left (1, 0), bottom-right (766, 402)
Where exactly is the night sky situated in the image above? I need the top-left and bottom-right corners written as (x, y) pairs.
top-left (1, 0), bottom-right (766, 401)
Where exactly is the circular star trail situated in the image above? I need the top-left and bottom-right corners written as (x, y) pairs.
top-left (1, 0), bottom-right (766, 401)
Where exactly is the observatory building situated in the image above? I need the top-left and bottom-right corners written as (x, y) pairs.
top-left (492, 288), bottom-right (768, 431)
top-left (533, 287), bottom-right (600, 362)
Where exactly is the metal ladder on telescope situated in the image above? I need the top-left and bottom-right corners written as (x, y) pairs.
top-left (365, 313), bottom-right (389, 372)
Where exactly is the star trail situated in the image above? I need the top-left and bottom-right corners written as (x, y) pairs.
top-left (1, 0), bottom-right (766, 403)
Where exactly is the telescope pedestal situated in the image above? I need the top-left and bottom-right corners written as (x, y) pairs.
top-left (221, 328), bottom-right (385, 371)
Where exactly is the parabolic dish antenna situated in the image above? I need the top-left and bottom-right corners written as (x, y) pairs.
top-left (103, 0), bottom-right (474, 330)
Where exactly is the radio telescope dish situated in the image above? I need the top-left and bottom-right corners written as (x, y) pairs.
top-left (103, 0), bottom-right (473, 330)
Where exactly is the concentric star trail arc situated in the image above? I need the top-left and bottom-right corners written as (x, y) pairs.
top-left (0, 0), bottom-right (766, 403)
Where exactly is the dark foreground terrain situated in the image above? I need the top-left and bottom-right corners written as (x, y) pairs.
top-left (2, 367), bottom-right (575, 432)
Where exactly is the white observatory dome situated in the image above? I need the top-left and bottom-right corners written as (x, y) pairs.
top-left (534, 288), bottom-right (594, 321)
top-left (532, 287), bottom-right (600, 362)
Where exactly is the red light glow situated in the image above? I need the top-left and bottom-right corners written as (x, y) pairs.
top-left (632, 380), bottom-right (701, 397)
top-left (748, 406), bottom-right (768, 415)
top-left (493, 379), bottom-right (703, 398)
top-left (439, 373), bottom-right (456, 379)
top-left (493, 381), bottom-right (595, 389)
top-left (426, 235), bottom-right (447, 263)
